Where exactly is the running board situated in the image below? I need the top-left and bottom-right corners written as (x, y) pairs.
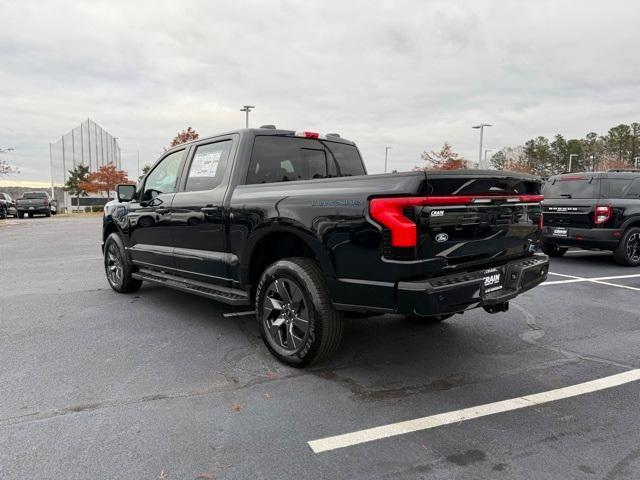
top-left (132, 268), bottom-right (250, 306)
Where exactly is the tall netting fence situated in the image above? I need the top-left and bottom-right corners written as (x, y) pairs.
top-left (50, 119), bottom-right (121, 187)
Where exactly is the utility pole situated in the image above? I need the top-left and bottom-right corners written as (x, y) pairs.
top-left (49, 143), bottom-right (55, 199)
top-left (473, 123), bottom-right (492, 168)
top-left (240, 105), bottom-right (255, 128)
top-left (384, 147), bottom-right (392, 173)
top-left (568, 153), bottom-right (578, 173)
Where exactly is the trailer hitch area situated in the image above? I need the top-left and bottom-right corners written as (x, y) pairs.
top-left (483, 302), bottom-right (510, 314)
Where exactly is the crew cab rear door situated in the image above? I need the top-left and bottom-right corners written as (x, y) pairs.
top-left (168, 135), bottom-right (238, 285)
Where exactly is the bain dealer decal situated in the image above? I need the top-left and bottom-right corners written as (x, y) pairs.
top-left (435, 233), bottom-right (449, 243)
top-left (431, 210), bottom-right (445, 217)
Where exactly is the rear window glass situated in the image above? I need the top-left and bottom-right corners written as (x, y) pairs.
top-left (246, 136), bottom-right (365, 184)
top-left (22, 192), bottom-right (47, 199)
top-left (543, 176), bottom-right (601, 199)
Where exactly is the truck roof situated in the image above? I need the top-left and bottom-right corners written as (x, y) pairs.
top-left (163, 128), bottom-right (356, 156)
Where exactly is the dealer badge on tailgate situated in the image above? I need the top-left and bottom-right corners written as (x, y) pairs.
top-left (483, 267), bottom-right (503, 293)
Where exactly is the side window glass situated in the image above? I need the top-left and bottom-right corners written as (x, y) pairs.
top-left (605, 178), bottom-right (633, 198)
top-left (185, 141), bottom-right (231, 192)
top-left (625, 179), bottom-right (640, 198)
top-left (143, 150), bottom-right (184, 201)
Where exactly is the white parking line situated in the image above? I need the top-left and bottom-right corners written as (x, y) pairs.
top-left (543, 273), bottom-right (640, 286)
top-left (307, 369), bottom-right (640, 454)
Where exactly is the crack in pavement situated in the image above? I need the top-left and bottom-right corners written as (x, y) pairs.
top-left (511, 301), bottom-right (636, 370)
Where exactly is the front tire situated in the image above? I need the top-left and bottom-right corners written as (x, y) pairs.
top-left (541, 242), bottom-right (568, 257)
top-left (45, 209), bottom-right (51, 217)
top-left (614, 227), bottom-right (640, 267)
top-left (256, 258), bottom-right (343, 367)
top-left (103, 233), bottom-right (142, 293)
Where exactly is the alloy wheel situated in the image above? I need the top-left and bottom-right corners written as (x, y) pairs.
top-left (106, 244), bottom-right (123, 286)
top-left (262, 278), bottom-right (310, 354)
top-left (627, 232), bottom-right (640, 263)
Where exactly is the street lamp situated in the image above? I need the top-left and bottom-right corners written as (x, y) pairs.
top-left (384, 147), bottom-right (392, 173)
top-left (568, 154), bottom-right (578, 173)
top-left (635, 156), bottom-right (640, 169)
top-left (473, 124), bottom-right (492, 168)
top-left (240, 105), bottom-right (255, 128)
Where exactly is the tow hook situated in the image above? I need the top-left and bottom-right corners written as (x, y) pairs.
top-left (483, 302), bottom-right (509, 314)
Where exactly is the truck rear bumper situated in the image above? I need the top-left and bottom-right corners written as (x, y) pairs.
top-left (542, 226), bottom-right (622, 249)
top-left (17, 207), bottom-right (49, 213)
top-left (332, 254), bottom-right (549, 316)
top-left (396, 254), bottom-right (549, 316)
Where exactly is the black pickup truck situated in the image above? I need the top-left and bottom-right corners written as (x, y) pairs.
top-left (541, 171), bottom-right (640, 266)
top-left (16, 191), bottom-right (57, 218)
top-left (102, 127), bottom-right (548, 365)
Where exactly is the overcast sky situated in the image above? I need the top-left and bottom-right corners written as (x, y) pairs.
top-left (1, 0), bottom-right (639, 181)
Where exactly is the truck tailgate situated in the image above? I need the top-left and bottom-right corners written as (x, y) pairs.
top-left (418, 198), bottom-right (542, 270)
top-left (370, 171), bottom-right (543, 273)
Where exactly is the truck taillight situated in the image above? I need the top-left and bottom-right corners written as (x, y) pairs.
top-left (539, 212), bottom-right (544, 230)
top-left (369, 194), bottom-right (544, 248)
top-left (594, 205), bottom-right (612, 225)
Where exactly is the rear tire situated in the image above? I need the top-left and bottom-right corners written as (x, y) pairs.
top-left (103, 233), bottom-right (142, 293)
top-left (541, 242), bottom-right (568, 257)
top-left (27, 213), bottom-right (33, 218)
top-left (614, 227), bottom-right (640, 267)
top-left (405, 313), bottom-right (454, 324)
top-left (0, 205), bottom-right (6, 219)
top-left (256, 258), bottom-right (343, 367)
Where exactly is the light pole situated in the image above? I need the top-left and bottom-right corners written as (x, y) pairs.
top-left (473, 123), bottom-right (492, 168)
top-left (384, 147), bottom-right (392, 173)
top-left (635, 156), bottom-right (640, 169)
top-left (484, 149), bottom-right (494, 169)
top-left (240, 105), bottom-right (255, 128)
top-left (568, 153), bottom-right (578, 173)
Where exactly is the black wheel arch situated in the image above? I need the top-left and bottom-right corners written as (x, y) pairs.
top-left (240, 223), bottom-right (336, 296)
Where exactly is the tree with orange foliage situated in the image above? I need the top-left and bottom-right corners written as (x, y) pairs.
top-left (415, 143), bottom-right (469, 171)
top-left (169, 127), bottom-right (199, 148)
top-left (79, 163), bottom-right (131, 198)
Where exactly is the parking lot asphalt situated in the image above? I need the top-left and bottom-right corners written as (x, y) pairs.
top-left (1, 216), bottom-right (639, 480)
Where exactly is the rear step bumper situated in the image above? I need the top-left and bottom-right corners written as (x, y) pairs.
top-left (132, 268), bottom-right (250, 306)
top-left (396, 254), bottom-right (549, 316)
top-left (542, 226), bottom-right (622, 249)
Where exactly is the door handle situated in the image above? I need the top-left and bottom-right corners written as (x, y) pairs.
top-left (156, 208), bottom-right (169, 214)
top-left (201, 207), bottom-right (219, 214)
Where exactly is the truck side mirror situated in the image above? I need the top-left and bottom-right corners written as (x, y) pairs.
top-left (117, 184), bottom-right (136, 202)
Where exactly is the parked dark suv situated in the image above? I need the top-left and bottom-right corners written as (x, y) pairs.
top-left (541, 170), bottom-right (640, 266)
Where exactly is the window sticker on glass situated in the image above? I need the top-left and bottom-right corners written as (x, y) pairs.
top-left (190, 149), bottom-right (222, 178)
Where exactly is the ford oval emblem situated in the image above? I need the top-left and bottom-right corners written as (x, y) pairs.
top-left (435, 233), bottom-right (449, 243)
